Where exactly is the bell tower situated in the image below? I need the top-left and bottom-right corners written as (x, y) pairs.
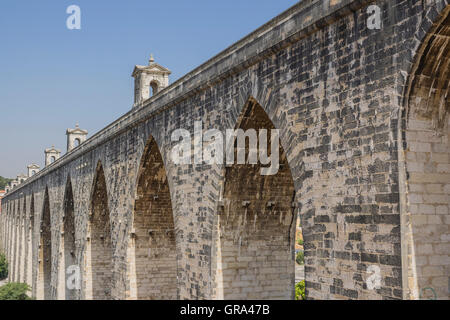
top-left (45, 146), bottom-right (61, 166)
top-left (27, 164), bottom-right (40, 177)
top-left (66, 123), bottom-right (88, 152)
top-left (132, 54), bottom-right (171, 108)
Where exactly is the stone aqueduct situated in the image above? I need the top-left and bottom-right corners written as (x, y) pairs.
top-left (0, 0), bottom-right (449, 300)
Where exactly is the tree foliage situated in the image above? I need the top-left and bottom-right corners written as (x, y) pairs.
top-left (0, 253), bottom-right (7, 280)
top-left (0, 176), bottom-right (12, 190)
top-left (0, 283), bottom-right (33, 300)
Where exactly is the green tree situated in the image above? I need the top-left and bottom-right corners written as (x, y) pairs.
top-left (0, 253), bottom-right (7, 280)
top-left (0, 283), bottom-right (33, 300)
top-left (0, 176), bottom-right (12, 190)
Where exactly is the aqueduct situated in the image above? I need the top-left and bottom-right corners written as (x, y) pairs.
top-left (1, 0), bottom-right (449, 300)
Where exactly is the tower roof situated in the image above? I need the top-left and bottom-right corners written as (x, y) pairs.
top-left (45, 145), bottom-right (61, 154)
top-left (132, 54), bottom-right (171, 77)
top-left (66, 123), bottom-right (88, 135)
top-left (17, 173), bottom-right (27, 179)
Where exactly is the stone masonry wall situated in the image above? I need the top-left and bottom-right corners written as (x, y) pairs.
top-left (0, 0), bottom-right (448, 300)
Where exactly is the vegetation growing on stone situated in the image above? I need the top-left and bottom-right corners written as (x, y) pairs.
top-left (0, 253), bottom-right (8, 280)
top-left (0, 283), bottom-right (33, 300)
top-left (296, 251), bottom-right (304, 265)
top-left (295, 280), bottom-right (305, 300)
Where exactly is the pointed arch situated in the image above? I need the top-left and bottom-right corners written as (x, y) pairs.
top-left (4, 203), bottom-right (8, 254)
top-left (12, 199), bottom-right (19, 282)
top-left (38, 187), bottom-right (52, 300)
top-left (128, 136), bottom-right (177, 300)
top-left (10, 200), bottom-right (17, 281)
top-left (4, 203), bottom-right (7, 257)
top-left (0, 204), bottom-right (3, 254)
top-left (401, 5), bottom-right (450, 300)
top-left (404, 7), bottom-right (450, 132)
top-left (85, 161), bottom-right (113, 300)
top-left (216, 97), bottom-right (298, 300)
top-left (8, 202), bottom-right (13, 260)
top-left (18, 196), bottom-right (27, 282)
top-left (27, 193), bottom-right (35, 291)
top-left (7, 202), bottom-right (13, 278)
top-left (63, 175), bottom-right (76, 300)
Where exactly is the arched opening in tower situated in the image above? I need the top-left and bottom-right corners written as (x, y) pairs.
top-left (86, 162), bottom-right (113, 300)
top-left (39, 187), bottom-right (52, 300)
top-left (404, 9), bottom-right (450, 300)
top-left (218, 98), bottom-right (299, 300)
top-left (130, 137), bottom-right (177, 300)
top-left (150, 81), bottom-right (159, 97)
top-left (63, 177), bottom-right (76, 300)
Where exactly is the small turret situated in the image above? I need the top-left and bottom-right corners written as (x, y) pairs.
top-left (131, 54), bottom-right (171, 108)
top-left (45, 146), bottom-right (61, 166)
top-left (66, 123), bottom-right (88, 152)
top-left (27, 164), bottom-right (40, 177)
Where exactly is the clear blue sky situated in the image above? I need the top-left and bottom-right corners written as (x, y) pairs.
top-left (0, 0), bottom-right (297, 178)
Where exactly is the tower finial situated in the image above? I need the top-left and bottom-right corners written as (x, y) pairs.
top-left (149, 53), bottom-right (155, 65)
